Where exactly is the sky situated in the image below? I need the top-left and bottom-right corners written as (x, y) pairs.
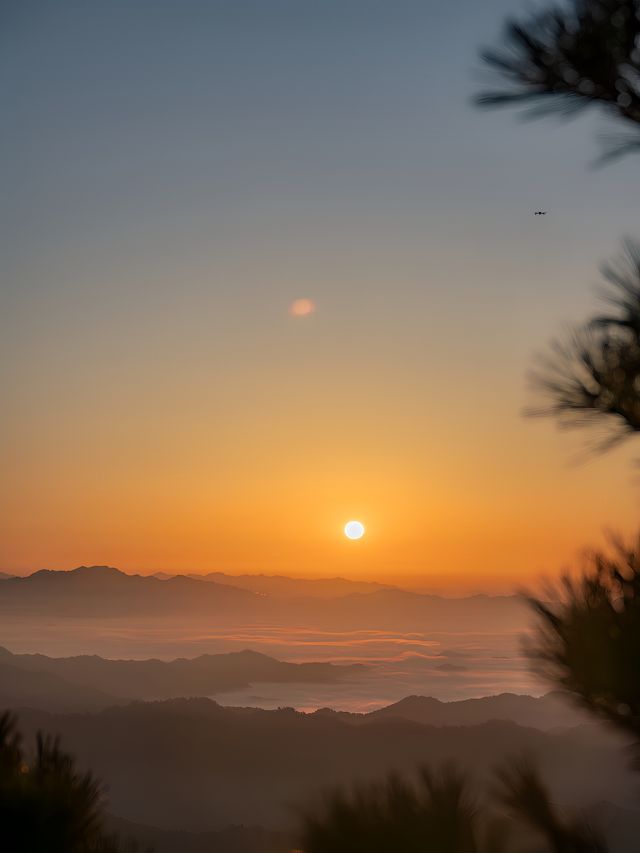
top-left (2, 0), bottom-right (640, 589)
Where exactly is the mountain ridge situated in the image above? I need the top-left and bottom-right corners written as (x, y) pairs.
top-left (15, 697), bottom-right (632, 832)
top-left (0, 642), bottom-right (588, 730)
top-left (0, 645), bottom-right (366, 707)
top-left (0, 565), bottom-right (527, 631)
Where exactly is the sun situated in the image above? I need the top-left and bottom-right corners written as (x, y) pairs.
top-left (344, 520), bottom-right (365, 540)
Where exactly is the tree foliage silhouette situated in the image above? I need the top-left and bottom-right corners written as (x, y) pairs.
top-left (299, 761), bottom-right (608, 853)
top-left (496, 759), bottom-right (608, 853)
top-left (299, 765), bottom-right (504, 853)
top-left (478, 3), bottom-right (640, 450)
top-left (525, 537), bottom-right (640, 747)
top-left (477, 0), bottom-right (640, 160)
top-left (0, 711), bottom-right (145, 853)
top-left (528, 240), bottom-right (640, 453)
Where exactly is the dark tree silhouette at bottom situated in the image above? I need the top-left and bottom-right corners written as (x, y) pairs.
top-left (0, 711), bottom-right (146, 853)
top-left (299, 765), bottom-right (488, 853)
top-left (298, 760), bottom-right (607, 853)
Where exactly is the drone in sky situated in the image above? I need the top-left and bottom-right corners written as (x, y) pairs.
top-left (534, 210), bottom-right (547, 215)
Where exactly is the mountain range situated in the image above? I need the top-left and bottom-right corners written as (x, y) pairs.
top-left (182, 572), bottom-right (393, 598)
top-left (0, 646), bottom-right (365, 711)
top-left (325, 691), bottom-right (590, 730)
top-left (0, 565), bottom-right (257, 618)
top-left (0, 640), bottom-right (586, 729)
top-left (0, 565), bottom-right (528, 631)
top-left (0, 638), bottom-right (589, 727)
top-left (15, 698), bottom-right (633, 832)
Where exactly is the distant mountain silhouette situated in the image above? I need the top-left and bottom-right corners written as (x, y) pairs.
top-left (0, 646), bottom-right (365, 707)
top-left (0, 572), bottom-right (14, 580)
top-left (0, 565), bottom-right (528, 631)
top-left (185, 572), bottom-right (395, 599)
top-left (0, 565), bottom-right (259, 618)
top-left (15, 698), bottom-right (633, 832)
top-left (297, 587), bottom-right (528, 631)
top-left (361, 692), bottom-right (589, 730)
top-left (0, 641), bottom-right (590, 728)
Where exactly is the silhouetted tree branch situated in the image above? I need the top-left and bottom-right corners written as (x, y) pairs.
top-left (299, 764), bottom-right (502, 853)
top-left (299, 760), bottom-right (609, 852)
top-left (525, 536), bottom-right (640, 747)
top-left (0, 711), bottom-right (147, 853)
top-left (471, 9), bottom-right (639, 850)
top-left (529, 240), bottom-right (640, 453)
top-left (477, 0), bottom-right (640, 159)
top-left (496, 759), bottom-right (609, 852)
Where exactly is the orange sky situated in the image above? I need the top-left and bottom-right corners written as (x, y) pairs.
top-left (3, 1), bottom-right (640, 590)
top-left (3, 330), bottom-right (639, 590)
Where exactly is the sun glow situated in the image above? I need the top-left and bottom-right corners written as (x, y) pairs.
top-left (344, 520), bottom-right (365, 540)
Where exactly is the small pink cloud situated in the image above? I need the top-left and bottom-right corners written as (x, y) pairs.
top-left (289, 298), bottom-right (316, 317)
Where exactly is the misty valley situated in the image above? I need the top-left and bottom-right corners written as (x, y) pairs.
top-left (1, 567), bottom-right (638, 852)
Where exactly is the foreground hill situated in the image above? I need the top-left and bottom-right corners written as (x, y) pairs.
top-left (0, 646), bottom-right (365, 709)
top-left (16, 698), bottom-right (633, 832)
top-left (106, 798), bottom-right (640, 853)
top-left (0, 565), bottom-right (528, 631)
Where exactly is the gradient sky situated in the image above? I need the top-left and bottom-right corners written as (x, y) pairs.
top-left (2, 0), bottom-right (640, 588)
